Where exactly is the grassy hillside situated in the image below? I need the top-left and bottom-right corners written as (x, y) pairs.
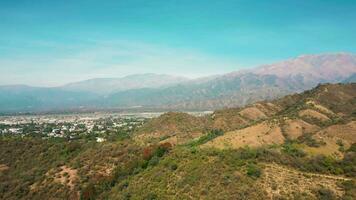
top-left (0, 83), bottom-right (355, 200)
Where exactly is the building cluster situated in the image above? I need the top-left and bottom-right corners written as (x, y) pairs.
top-left (0, 113), bottom-right (151, 141)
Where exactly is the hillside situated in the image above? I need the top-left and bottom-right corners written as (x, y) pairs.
top-left (0, 83), bottom-right (355, 200)
top-left (135, 112), bottom-right (210, 145)
top-left (204, 83), bottom-right (356, 156)
top-left (136, 83), bottom-right (356, 155)
top-left (131, 82), bottom-right (356, 191)
top-left (126, 83), bottom-right (356, 199)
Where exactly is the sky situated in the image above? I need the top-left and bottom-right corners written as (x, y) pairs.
top-left (0, 0), bottom-right (356, 87)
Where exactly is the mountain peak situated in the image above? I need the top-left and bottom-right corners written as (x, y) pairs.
top-left (255, 53), bottom-right (356, 80)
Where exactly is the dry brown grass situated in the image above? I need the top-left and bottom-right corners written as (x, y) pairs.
top-left (254, 102), bottom-right (282, 116)
top-left (317, 121), bottom-right (356, 143)
top-left (135, 112), bottom-right (208, 145)
top-left (135, 131), bottom-right (204, 146)
top-left (303, 137), bottom-right (344, 158)
top-left (304, 121), bottom-right (356, 158)
top-left (203, 122), bottom-right (285, 149)
top-left (283, 119), bottom-right (320, 140)
top-left (265, 102), bottom-right (283, 112)
top-left (54, 166), bottom-right (78, 190)
top-left (0, 164), bottom-right (9, 173)
top-left (239, 106), bottom-right (268, 121)
top-left (299, 109), bottom-right (330, 122)
top-left (259, 163), bottom-right (348, 199)
top-left (306, 100), bottom-right (335, 115)
top-left (210, 108), bottom-right (249, 131)
top-left (29, 165), bottom-right (80, 199)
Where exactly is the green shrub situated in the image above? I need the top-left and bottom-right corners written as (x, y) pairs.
top-left (239, 147), bottom-right (259, 159)
top-left (340, 180), bottom-right (356, 200)
top-left (315, 187), bottom-right (336, 200)
top-left (188, 129), bottom-right (224, 146)
top-left (347, 143), bottom-right (356, 152)
top-left (246, 164), bottom-right (262, 178)
top-left (170, 163), bottom-right (178, 171)
top-left (148, 156), bottom-right (160, 167)
top-left (145, 193), bottom-right (158, 200)
top-left (298, 134), bottom-right (325, 147)
top-left (282, 142), bottom-right (306, 157)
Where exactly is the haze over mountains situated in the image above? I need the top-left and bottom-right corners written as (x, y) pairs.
top-left (62, 74), bottom-right (189, 95)
top-left (0, 53), bottom-right (355, 113)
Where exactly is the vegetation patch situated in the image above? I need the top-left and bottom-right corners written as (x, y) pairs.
top-left (187, 129), bottom-right (224, 147)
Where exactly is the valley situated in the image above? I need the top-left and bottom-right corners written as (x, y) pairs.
top-left (2, 1), bottom-right (356, 199)
top-left (0, 83), bottom-right (355, 200)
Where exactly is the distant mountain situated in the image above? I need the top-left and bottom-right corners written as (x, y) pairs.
top-left (0, 53), bottom-right (355, 113)
top-left (105, 53), bottom-right (356, 110)
top-left (254, 53), bottom-right (356, 81)
top-left (342, 73), bottom-right (356, 83)
top-left (62, 73), bottom-right (189, 95)
top-left (0, 85), bottom-right (98, 113)
top-left (105, 73), bottom-right (291, 109)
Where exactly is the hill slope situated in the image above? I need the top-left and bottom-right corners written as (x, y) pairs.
top-left (1, 83), bottom-right (355, 200)
top-left (136, 83), bottom-right (356, 152)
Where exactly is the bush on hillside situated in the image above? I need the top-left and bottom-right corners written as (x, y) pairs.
top-left (298, 134), bottom-right (325, 147)
top-left (282, 142), bottom-right (306, 157)
top-left (188, 129), bottom-right (224, 146)
top-left (246, 164), bottom-right (262, 178)
top-left (315, 187), bottom-right (336, 200)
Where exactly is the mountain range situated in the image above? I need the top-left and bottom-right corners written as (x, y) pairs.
top-left (62, 73), bottom-right (189, 95)
top-left (1, 53), bottom-right (355, 113)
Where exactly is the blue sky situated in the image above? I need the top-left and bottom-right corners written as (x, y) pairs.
top-left (0, 0), bottom-right (355, 86)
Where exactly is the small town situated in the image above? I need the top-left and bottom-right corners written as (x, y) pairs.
top-left (0, 113), bottom-right (157, 142)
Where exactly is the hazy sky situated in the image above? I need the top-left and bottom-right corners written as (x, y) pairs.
top-left (1, 0), bottom-right (356, 86)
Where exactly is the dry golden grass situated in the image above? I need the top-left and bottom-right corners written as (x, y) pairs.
top-left (159, 135), bottom-right (178, 145)
top-left (305, 121), bottom-right (356, 158)
top-left (254, 102), bottom-right (282, 116)
top-left (306, 100), bottom-right (335, 115)
top-left (210, 110), bottom-right (249, 131)
top-left (0, 164), bottom-right (9, 172)
top-left (203, 122), bottom-right (285, 149)
top-left (135, 112), bottom-right (208, 145)
top-left (54, 166), bottom-right (78, 190)
top-left (265, 102), bottom-right (282, 112)
top-left (283, 119), bottom-right (320, 140)
top-left (259, 163), bottom-right (349, 199)
top-left (318, 121), bottom-right (356, 143)
top-left (135, 131), bottom-right (203, 146)
top-left (239, 106), bottom-right (268, 121)
top-left (303, 138), bottom-right (344, 158)
top-left (299, 109), bottom-right (330, 122)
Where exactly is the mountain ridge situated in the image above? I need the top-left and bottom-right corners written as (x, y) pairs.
top-left (0, 53), bottom-right (355, 113)
top-left (61, 73), bottom-right (190, 95)
top-left (135, 82), bottom-right (356, 147)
